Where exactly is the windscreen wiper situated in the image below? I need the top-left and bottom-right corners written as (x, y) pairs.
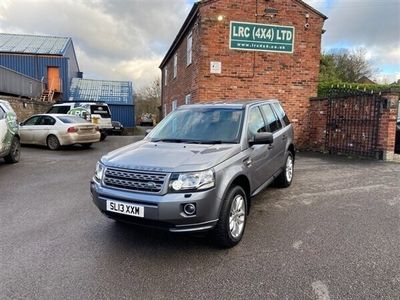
top-left (151, 138), bottom-right (186, 143)
top-left (191, 140), bottom-right (230, 144)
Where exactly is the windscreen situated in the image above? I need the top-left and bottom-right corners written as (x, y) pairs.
top-left (149, 108), bottom-right (244, 144)
top-left (90, 105), bottom-right (111, 118)
top-left (48, 106), bottom-right (71, 114)
top-left (57, 115), bottom-right (89, 124)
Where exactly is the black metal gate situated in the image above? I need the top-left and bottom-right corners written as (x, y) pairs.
top-left (325, 90), bottom-right (384, 158)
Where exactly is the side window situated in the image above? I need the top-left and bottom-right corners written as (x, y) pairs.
top-left (248, 107), bottom-right (266, 138)
top-left (42, 116), bottom-right (56, 126)
top-left (186, 32), bottom-right (193, 66)
top-left (173, 53), bottom-right (178, 79)
top-left (185, 94), bottom-right (191, 105)
top-left (0, 107), bottom-right (6, 120)
top-left (261, 105), bottom-right (283, 133)
top-left (172, 100), bottom-right (178, 111)
top-left (24, 116), bottom-right (40, 126)
top-left (273, 103), bottom-right (290, 126)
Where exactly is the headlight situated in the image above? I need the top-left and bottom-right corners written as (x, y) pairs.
top-left (169, 169), bottom-right (215, 192)
top-left (94, 162), bottom-right (105, 181)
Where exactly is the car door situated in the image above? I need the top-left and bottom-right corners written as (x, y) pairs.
top-left (260, 104), bottom-right (285, 173)
top-left (246, 106), bottom-right (275, 189)
top-left (0, 106), bottom-right (8, 156)
top-left (19, 116), bottom-right (41, 144)
top-left (33, 116), bottom-right (56, 145)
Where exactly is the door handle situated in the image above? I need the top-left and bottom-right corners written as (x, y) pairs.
top-left (282, 135), bottom-right (287, 141)
top-left (268, 144), bottom-right (274, 150)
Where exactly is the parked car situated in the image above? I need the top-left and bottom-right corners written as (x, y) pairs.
top-left (19, 114), bottom-right (101, 150)
top-left (0, 100), bottom-right (20, 163)
top-left (111, 121), bottom-right (124, 135)
top-left (47, 102), bottom-right (112, 141)
top-left (91, 100), bottom-right (295, 247)
top-left (139, 113), bottom-right (154, 126)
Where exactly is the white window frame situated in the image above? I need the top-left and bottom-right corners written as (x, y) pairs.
top-left (164, 67), bottom-right (168, 86)
top-left (185, 94), bottom-right (192, 105)
top-left (186, 31), bottom-right (192, 66)
top-left (172, 99), bottom-right (178, 111)
top-left (173, 53), bottom-right (178, 79)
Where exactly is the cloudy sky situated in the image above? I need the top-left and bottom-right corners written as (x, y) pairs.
top-left (0, 0), bottom-right (399, 88)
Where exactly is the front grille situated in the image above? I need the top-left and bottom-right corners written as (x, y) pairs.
top-left (103, 168), bottom-right (167, 193)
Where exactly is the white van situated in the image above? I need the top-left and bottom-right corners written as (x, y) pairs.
top-left (48, 102), bottom-right (112, 140)
top-left (0, 100), bottom-right (20, 163)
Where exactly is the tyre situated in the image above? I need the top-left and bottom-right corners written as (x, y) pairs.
top-left (4, 136), bottom-right (21, 163)
top-left (100, 132), bottom-right (107, 141)
top-left (210, 186), bottom-right (247, 248)
top-left (81, 143), bottom-right (92, 149)
top-left (47, 135), bottom-right (60, 150)
top-left (275, 152), bottom-right (294, 188)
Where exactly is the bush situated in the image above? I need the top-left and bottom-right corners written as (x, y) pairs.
top-left (318, 82), bottom-right (400, 98)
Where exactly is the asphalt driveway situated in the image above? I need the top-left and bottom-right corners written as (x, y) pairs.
top-left (0, 137), bottom-right (399, 299)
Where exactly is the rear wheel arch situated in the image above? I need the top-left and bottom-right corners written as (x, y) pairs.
top-left (47, 134), bottom-right (60, 150)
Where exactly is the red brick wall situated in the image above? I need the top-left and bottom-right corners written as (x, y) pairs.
top-left (308, 98), bottom-right (328, 152)
top-left (161, 16), bottom-right (201, 116)
top-left (161, 0), bottom-right (325, 148)
top-left (377, 93), bottom-right (399, 160)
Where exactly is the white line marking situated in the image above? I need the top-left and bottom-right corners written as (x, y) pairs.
top-left (293, 240), bottom-right (303, 249)
top-left (312, 281), bottom-right (331, 300)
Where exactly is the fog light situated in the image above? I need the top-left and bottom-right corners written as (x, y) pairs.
top-left (183, 203), bottom-right (196, 216)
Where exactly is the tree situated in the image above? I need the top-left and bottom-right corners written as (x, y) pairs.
top-left (320, 48), bottom-right (376, 83)
top-left (135, 78), bottom-right (161, 123)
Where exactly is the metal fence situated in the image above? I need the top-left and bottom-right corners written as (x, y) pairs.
top-left (325, 89), bottom-right (384, 158)
top-left (0, 65), bottom-right (42, 98)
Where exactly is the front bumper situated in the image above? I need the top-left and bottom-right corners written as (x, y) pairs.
top-left (90, 179), bottom-right (221, 232)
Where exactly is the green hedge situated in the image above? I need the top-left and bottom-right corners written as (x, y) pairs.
top-left (318, 82), bottom-right (400, 97)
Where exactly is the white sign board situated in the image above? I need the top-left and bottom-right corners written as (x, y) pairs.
top-left (210, 61), bottom-right (222, 74)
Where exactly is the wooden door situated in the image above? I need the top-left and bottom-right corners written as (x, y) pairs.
top-left (47, 67), bottom-right (60, 92)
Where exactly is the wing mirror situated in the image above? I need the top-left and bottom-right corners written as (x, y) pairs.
top-left (249, 132), bottom-right (274, 146)
top-left (19, 122), bottom-right (24, 126)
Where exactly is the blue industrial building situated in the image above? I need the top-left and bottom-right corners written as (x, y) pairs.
top-left (0, 33), bottom-right (81, 101)
top-left (69, 78), bottom-right (135, 127)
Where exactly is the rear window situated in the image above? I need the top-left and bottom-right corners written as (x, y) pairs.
top-left (90, 105), bottom-right (111, 118)
top-left (57, 116), bottom-right (89, 124)
top-left (273, 103), bottom-right (290, 126)
top-left (48, 106), bottom-right (71, 114)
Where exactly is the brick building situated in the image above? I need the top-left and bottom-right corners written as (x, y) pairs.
top-left (160, 0), bottom-right (327, 148)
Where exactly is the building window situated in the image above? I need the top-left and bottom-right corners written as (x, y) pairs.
top-left (172, 99), bottom-right (178, 111)
top-left (185, 94), bottom-right (191, 105)
top-left (163, 104), bottom-right (167, 118)
top-left (186, 32), bottom-right (192, 66)
top-left (164, 67), bottom-right (168, 86)
top-left (173, 53), bottom-right (178, 79)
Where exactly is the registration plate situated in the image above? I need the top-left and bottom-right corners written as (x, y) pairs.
top-left (115, 127), bottom-right (120, 130)
top-left (106, 200), bottom-right (144, 218)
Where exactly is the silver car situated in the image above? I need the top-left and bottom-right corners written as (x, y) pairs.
top-left (91, 100), bottom-right (295, 247)
top-left (20, 114), bottom-right (101, 150)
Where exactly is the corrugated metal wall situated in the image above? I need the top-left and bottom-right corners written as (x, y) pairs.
top-left (0, 53), bottom-right (70, 100)
top-left (109, 104), bottom-right (135, 127)
top-left (0, 65), bottom-right (42, 98)
top-left (64, 40), bottom-right (80, 83)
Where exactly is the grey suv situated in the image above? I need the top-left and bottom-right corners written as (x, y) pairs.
top-left (91, 100), bottom-right (295, 247)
